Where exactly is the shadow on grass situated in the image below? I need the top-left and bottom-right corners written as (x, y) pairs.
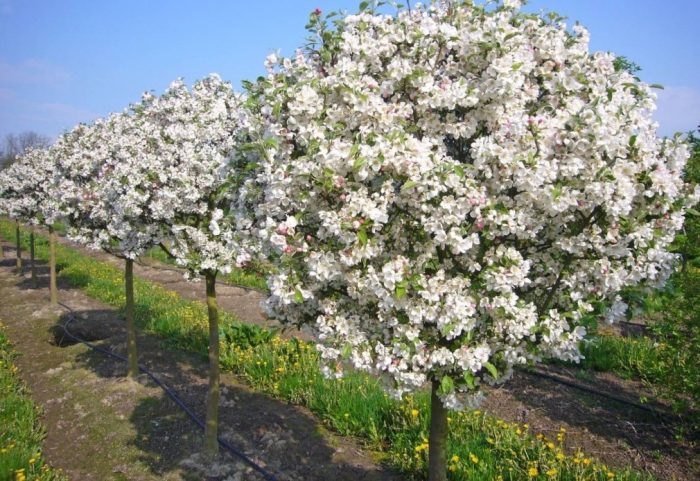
top-left (50, 308), bottom-right (402, 481)
top-left (492, 368), bottom-right (699, 474)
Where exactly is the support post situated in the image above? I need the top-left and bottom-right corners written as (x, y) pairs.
top-left (125, 258), bottom-right (138, 378)
top-left (204, 270), bottom-right (220, 456)
top-left (49, 226), bottom-right (57, 305)
top-left (428, 379), bottom-right (449, 481)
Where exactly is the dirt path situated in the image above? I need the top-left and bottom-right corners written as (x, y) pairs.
top-left (2, 233), bottom-right (699, 481)
top-left (0, 244), bottom-right (404, 481)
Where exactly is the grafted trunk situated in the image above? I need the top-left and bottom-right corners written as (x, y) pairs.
top-left (29, 230), bottom-right (36, 287)
top-left (428, 379), bottom-right (449, 481)
top-left (125, 258), bottom-right (138, 377)
top-left (49, 226), bottom-right (57, 305)
top-left (204, 270), bottom-right (220, 456)
top-left (15, 222), bottom-right (22, 274)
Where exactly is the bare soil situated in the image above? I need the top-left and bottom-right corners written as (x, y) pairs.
top-left (0, 242), bottom-right (404, 481)
top-left (2, 233), bottom-right (699, 481)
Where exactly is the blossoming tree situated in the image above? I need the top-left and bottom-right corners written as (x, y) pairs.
top-left (0, 161), bottom-right (27, 274)
top-left (54, 112), bottom-right (163, 377)
top-left (137, 74), bottom-right (253, 455)
top-left (243, 2), bottom-right (699, 479)
top-left (0, 148), bottom-right (52, 282)
top-left (18, 146), bottom-right (63, 298)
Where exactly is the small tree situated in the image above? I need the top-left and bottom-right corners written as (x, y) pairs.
top-left (137, 75), bottom-right (253, 455)
top-left (0, 149), bottom-right (51, 280)
top-left (243, 2), bottom-right (699, 479)
top-left (54, 113), bottom-right (162, 377)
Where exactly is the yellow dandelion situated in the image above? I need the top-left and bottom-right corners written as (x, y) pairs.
top-left (411, 409), bottom-right (419, 418)
top-left (528, 467), bottom-right (539, 477)
top-left (546, 468), bottom-right (558, 477)
top-left (451, 455), bottom-right (460, 463)
top-left (469, 453), bottom-right (479, 464)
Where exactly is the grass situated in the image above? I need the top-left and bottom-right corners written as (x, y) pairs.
top-left (0, 326), bottom-right (66, 481)
top-left (579, 269), bottom-right (700, 421)
top-left (579, 334), bottom-right (664, 381)
top-left (144, 244), bottom-right (268, 292)
top-left (0, 219), bottom-right (655, 481)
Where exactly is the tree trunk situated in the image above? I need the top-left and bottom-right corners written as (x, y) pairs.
top-left (15, 222), bottom-right (22, 274)
top-left (49, 226), bottom-right (57, 305)
top-left (204, 270), bottom-right (220, 456)
top-left (125, 258), bottom-right (138, 378)
top-left (29, 229), bottom-right (36, 287)
top-left (428, 379), bottom-right (449, 481)
top-left (0, 226), bottom-right (4, 259)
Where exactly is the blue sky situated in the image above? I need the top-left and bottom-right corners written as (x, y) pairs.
top-left (1, 0), bottom-right (698, 140)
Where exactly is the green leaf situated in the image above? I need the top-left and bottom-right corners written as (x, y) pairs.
top-left (463, 371), bottom-right (476, 390)
top-left (395, 280), bottom-right (408, 299)
top-left (439, 376), bottom-right (455, 396)
top-left (401, 180), bottom-right (417, 191)
top-left (483, 362), bottom-right (498, 379)
top-left (294, 288), bottom-right (304, 304)
top-left (359, 1), bottom-right (369, 10)
top-left (358, 226), bottom-right (368, 246)
top-left (353, 156), bottom-right (367, 171)
top-left (649, 83), bottom-right (664, 90)
top-left (511, 62), bottom-right (523, 71)
top-left (686, 208), bottom-right (700, 217)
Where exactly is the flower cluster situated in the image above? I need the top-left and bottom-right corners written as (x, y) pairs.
top-left (1, 75), bottom-right (254, 273)
top-left (0, 147), bottom-right (59, 227)
top-left (131, 74), bottom-right (255, 276)
top-left (241, 1), bottom-right (698, 407)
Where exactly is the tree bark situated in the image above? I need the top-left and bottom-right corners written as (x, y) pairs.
top-left (125, 258), bottom-right (138, 378)
top-left (49, 226), bottom-right (57, 305)
top-left (0, 226), bottom-right (4, 259)
top-left (15, 222), bottom-right (22, 274)
top-left (29, 229), bottom-right (36, 287)
top-left (204, 270), bottom-right (220, 456)
top-left (428, 379), bottom-right (449, 481)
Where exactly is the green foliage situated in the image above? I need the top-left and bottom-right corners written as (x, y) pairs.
top-left (0, 328), bottom-right (66, 481)
top-left (582, 270), bottom-right (700, 424)
top-left (612, 55), bottom-right (641, 75)
top-left (0, 220), bottom-right (654, 481)
top-left (581, 129), bottom-right (700, 425)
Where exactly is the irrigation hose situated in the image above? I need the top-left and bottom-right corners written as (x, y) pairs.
top-left (57, 301), bottom-right (281, 481)
top-left (522, 367), bottom-right (678, 419)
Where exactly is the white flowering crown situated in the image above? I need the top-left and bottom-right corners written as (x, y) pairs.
top-left (0, 147), bottom-right (58, 227)
top-left (135, 74), bottom-right (254, 276)
top-left (243, 0), bottom-right (700, 408)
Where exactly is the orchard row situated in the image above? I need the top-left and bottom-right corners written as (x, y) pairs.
top-left (1, 2), bottom-right (697, 479)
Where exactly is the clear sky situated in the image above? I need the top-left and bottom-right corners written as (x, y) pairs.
top-left (1, 0), bottom-right (698, 141)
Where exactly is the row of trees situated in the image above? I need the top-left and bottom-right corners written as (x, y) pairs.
top-left (1, 2), bottom-right (697, 479)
